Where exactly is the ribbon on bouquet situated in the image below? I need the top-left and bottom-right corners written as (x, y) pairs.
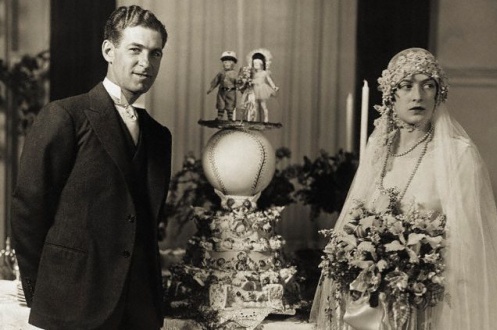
top-left (241, 89), bottom-right (257, 121)
top-left (343, 293), bottom-right (399, 330)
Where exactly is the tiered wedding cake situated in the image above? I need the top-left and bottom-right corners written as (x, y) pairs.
top-left (169, 130), bottom-right (300, 329)
top-left (168, 49), bottom-right (299, 329)
top-left (183, 202), bottom-right (299, 314)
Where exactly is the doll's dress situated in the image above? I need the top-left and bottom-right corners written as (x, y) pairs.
top-left (252, 71), bottom-right (275, 101)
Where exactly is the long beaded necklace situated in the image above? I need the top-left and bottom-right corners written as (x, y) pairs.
top-left (378, 127), bottom-right (434, 203)
top-left (389, 125), bottom-right (434, 157)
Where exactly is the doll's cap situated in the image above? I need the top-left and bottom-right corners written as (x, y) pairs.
top-left (221, 51), bottom-right (237, 63)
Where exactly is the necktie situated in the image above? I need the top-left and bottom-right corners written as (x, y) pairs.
top-left (112, 97), bottom-right (140, 145)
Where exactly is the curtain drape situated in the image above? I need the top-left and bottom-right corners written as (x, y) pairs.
top-left (118, 0), bottom-right (357, 251)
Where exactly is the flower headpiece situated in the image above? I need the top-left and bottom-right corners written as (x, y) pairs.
top-left (377, 48), bottom-right (449, 113)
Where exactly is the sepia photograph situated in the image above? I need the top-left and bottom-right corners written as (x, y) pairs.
top-left (1, 1), bottom-right (497, 329)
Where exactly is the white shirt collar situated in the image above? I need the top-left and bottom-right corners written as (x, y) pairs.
top-left (103, 77), bottom-right (146, 109)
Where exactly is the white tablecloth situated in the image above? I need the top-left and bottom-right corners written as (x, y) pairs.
top-left (163, 317), bottom-right (313, 330)
top-left (0, 280), bottom-right (39, 330)
top-left (0, 280), bottom-right (313, 330)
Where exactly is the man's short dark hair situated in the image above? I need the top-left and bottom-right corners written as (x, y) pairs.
top-left (104, 5), bottom-right (168, 48)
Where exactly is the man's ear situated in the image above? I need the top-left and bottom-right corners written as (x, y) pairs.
top-left (102, 40), bottom-right (115, 63)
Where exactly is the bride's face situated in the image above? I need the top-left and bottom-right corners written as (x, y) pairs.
top-left (393, 73), bottom-right (437, 129)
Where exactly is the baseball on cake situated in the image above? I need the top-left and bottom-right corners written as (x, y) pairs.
top-left (202, 129), bottom-right (275, 197)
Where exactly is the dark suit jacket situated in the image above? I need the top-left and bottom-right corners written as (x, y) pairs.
top-left (11, 83), bottom-right (172, 329)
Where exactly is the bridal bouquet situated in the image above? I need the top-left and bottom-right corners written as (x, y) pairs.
top-left (319, 199), bottom-right (446, 328)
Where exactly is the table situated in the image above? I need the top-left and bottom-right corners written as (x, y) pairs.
top-left (0, 280), bottom-right (39, 330)
top-left (163, 316), bottom-right (314, 330)
top-left (0, 280), bottom-right (314, 329)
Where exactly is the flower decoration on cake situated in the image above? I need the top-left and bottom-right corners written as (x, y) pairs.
top-left (169, 201), bottom-right (300, 328)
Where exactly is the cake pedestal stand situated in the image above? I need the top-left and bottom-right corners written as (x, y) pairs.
top-left (163, 316), bottom-right (313, 330)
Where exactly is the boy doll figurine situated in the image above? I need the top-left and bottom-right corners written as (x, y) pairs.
top-left (207, 51), bottom-right (238, 121)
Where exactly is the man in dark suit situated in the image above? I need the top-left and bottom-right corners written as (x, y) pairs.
top-left (11, 5), bottom-right (171, 329)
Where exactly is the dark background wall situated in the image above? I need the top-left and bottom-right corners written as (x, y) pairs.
top-left (49, 0), bottom-right (431, 142)
top-left (354, 0), bottom-right (431, 148)
top-left (50, 0), bottom-right (116, 100)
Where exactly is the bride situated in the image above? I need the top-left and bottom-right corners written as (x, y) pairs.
top-left (310, 48), bottom-right (497, 329)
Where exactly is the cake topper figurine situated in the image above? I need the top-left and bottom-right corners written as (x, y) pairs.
top-left (238, 48), bottom-right (279, 123)
top-left (207, 50), bottom-right (238, 121)
top-left (199, 49), bottom-right (282, 130)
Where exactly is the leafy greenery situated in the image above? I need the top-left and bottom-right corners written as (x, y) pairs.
top-left (160, 153), bottom-right (220, 240)
top-left (0, 50), bottom-right (50, 134)
top-left (294, 149), bottom-right (357, 220)
top-left (161, 148), bottom-right (358, 239)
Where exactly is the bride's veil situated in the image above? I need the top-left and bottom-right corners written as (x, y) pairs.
top-left (430, 103), bottom-right (497, 329)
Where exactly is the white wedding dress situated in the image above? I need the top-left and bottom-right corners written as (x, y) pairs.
top-left (310, 105), bottom-right (497, 329)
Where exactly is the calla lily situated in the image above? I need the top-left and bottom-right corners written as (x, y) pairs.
top-left (407, 233), bottom-right (425, 245)
top-left (425, 215), bottom-right (446, 235)
top-left (340, 234), bottom-right (358, 251)
top-left (357, 241), bottom-right (377, 260)
top-left (350, 259), bottom-right (374, 269)
top-left (376, 259), bottom-right (389, 272)
top-left (359, 215), bottom-right (376, 229)
top-left (385, 232), bottom-right (427, 263)
top-left (349, 263), bottom-right (381, 293)
top-left (423, 235), bottom-right (443, 248)
top-left (386, 270), bottom-right (409, 291)
top-left (389, 221), bottom-right (406, 236)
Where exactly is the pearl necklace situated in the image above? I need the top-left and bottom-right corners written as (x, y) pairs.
top-left (378, 127), bottom-right (434, 203)
top-left (389, 125), bottom-right (434, 157)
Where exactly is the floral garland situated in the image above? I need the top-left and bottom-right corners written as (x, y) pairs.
top-left (192, 205), bottom-right (284, 236)
top-left (167, 202), bottom-right (301, 328)
top-left (186, 205), bottom-right (289, 273)
top-left (319, 196), bottom-right (446, 328)
top-left (180, 264), bottom-right (297, 289)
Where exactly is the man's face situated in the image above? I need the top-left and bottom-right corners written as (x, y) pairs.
top-left (103, 25), bottom-right (164, 103)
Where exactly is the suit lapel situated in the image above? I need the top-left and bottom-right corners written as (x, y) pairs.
top-left (84, 84), bottom-right (169, 220)
top-left (85, 83), bottom-right (135, 190)
top-left (139, 109), bottom-right (170, 220)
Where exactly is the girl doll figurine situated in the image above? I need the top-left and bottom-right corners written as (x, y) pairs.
top-left (240, 49), bottom-right (279, 122)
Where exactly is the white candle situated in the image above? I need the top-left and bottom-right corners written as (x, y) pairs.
top-left (345, 93), bottom-right (354, 152)
top-left (359, 80), bottom-right (369, 161)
